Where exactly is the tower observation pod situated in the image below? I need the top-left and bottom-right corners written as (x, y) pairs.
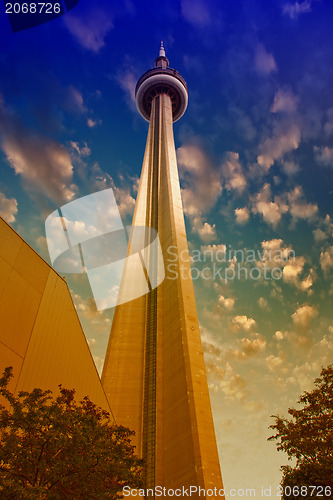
top-left (136, 41), bottom-right (188, 122)
top-left (101, 43), bottom-right (224, 499)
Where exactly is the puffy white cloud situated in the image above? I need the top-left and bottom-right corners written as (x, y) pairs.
top-left (314, 146), bottom-right (333, 168)
top-left (251, 183), bottom-right (288, 227)
top-left (320, 246), bottom-right (333, 274)
top-left (196, 221), bottom-right (216, 242)
top-left (282, 256), bottom-right (305, 283)
top-left (282, 0), bottom-right (312, 19)
top-left (64, 7), bottom-right (113, 52)
top-left (232, 315), bottom-right (256, 331)
top-left (200, 244), bottom-right (227, 256)
top-left (233, 336), bottom-right (267, 359)
top-left (283, 257), bottom-right (314, 292)
top-left (254, 44), bottom-right (277, 75)
top-left (0, 192), bottom-right (18, 223)
top-left (257, 124), bottom-right (301, 170)
top-left (222, 152), bottom-right (247, 194)
top-left (235, 207), bottom-right (250, 225)
top-left (287, 186), bottom-right (318, 220)
top-left (274, 331), bottom-right (284, 340)
top-left (218, 295), bottom-right (235, 311)
top-left (271, 88), bottom-right (298, 114)
top-left (292, 305), bottom-right (317, 329)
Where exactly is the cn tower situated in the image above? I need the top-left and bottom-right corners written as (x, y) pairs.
top-left (102, 43), bottom-right (224, 498)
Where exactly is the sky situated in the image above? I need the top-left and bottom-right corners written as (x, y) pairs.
top-left (0, 0), bottom-right (333, 496)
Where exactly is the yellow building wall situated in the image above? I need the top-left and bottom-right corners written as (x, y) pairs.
top-left (0, 217), bottom-right (111, 414)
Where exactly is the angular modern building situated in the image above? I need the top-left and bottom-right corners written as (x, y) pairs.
top-left (0, 216), bottom-right (111, 413)
top-left (102, 44), bottom-right (224, 497)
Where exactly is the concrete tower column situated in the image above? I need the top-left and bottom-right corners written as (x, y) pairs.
top-left (101, 44), bottom-right (224, 499)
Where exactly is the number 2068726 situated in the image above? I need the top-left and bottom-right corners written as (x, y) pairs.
top-left (5, 3), bottom-right (61, 14)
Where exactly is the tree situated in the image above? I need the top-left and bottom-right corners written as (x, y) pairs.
top-left (269, 365), bottom-right (333, 499)
top-left (0, 367), bottom-right (143, 499)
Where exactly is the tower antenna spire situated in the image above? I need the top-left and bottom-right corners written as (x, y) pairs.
top-left (159, 40), bottom-right (165, 57)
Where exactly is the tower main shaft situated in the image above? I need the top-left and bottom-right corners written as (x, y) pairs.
top-left (101, 45), bottom-right (224, 498)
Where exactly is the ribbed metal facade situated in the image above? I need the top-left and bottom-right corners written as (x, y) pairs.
top-left (0, 217), bottom-right (111, 413)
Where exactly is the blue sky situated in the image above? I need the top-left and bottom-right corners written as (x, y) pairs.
top-left (1, 0), bottom-right (333, 495)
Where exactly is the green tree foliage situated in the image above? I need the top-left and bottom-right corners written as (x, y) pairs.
top-left (269, 365), bottom-right (333, 499)
top-left (0, 367), bottom-right (143, 499)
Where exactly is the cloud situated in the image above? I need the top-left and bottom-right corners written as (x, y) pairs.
top-left (266, 354), bottom-right (284, 371)
top-left (251, 183), bottom-right (288, 227)
top-left (282, 160), bottom-right (300, 176)
top-left (287, 186), bottom-right (318, 221)
top-left (258, 297), bottom-right (268, 309)
top-left (1, 130), bottom-right (76, 205)
top-left (314, 146), bottom-right (333, 169)
top-left (232, 315), bottom-right (256, 332)
top-left (231, 335), bottom-right (267, 360)
top-left (64, 7), bottom-right (113, 53)
top-left (92, 172), bottom-right (136, 221)
top-left (313, 228), bottom-right (328, 242)
top-left (212, 362), bottom-right (248, 401)
top-left (257, 124), bottom-right (301, 170)
top-left (116, 69), bottom-right (138, 107)
top-left (271, 88), bottom-right (298, 114)
top-left (320, 246), bottom-right (333, 274)
top-left (218, 295), bottom-right (235, 311)
top-left (181, 0), bottom-right (212, 27)
top-left (252, 184), bottom-right (318, 227)
top-left (0, 97), bottom-right (77, 204)
top-left (177, 144), bottom-right (222, 240)
top-left (274, 331), bottom-right (285, 341)
top-left (178, 144), bottom-right (222, 213)
top-left (0, 192), bottom-right (18, 223)
top-left (282, 1), bottom-right (312, 19)
top-left (93, 356), bottom-right (104, 376)
top-left (235, 207), bottom-right (250, 225)
top-left (282, 256), bottom-right (314, 292)
top-left (256, 238), bottom-right (313, 292)
top-left (222, 152), bottom-right (247, 193)
top-left (200, 244), bottom-right (227, 256)
top-left (67, 86), bottom-right (87, 114)
top-left (291, 305), bottom-right (317, 329)
top-left (70, 141), bottom-right (91, 157)
top-left (196, 221), bottom-right (216, 242)
top-left (324, 108), bottom-right (333, 137)
top-left (254, 44), bottom-right (277, 75)
top-left (87, 118), bottom-right (101, 128)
